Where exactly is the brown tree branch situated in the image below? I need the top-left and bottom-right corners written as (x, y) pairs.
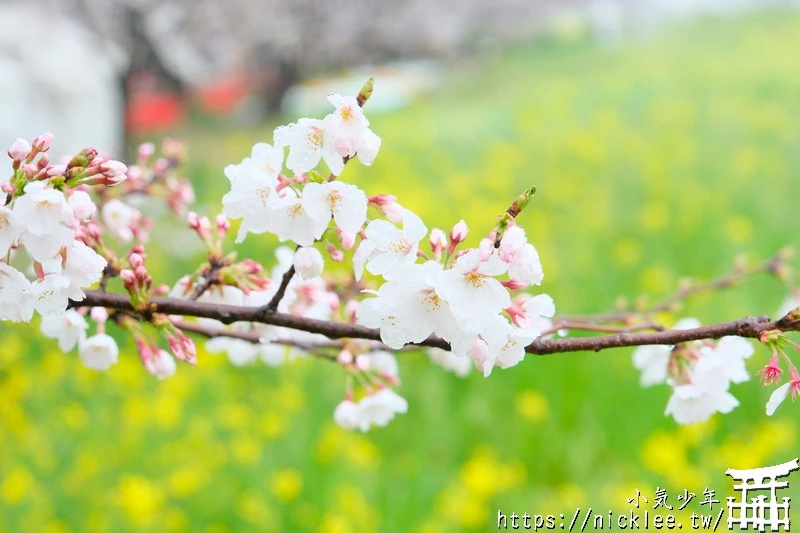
top-left (263, 263), bottom-right (296, 313)
top-left (72, 290), bottom-right (800, 356)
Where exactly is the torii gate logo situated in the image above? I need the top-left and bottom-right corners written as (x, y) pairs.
top-left (726, 458), bottom-right (799, 532)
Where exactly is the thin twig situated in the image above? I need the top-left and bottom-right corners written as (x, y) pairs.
top-left (538, 321), bottom-right (665, 337)
top-left (172, 320), bottom-right (338, 361)
top-left (262, 263), bottom-right (296, 313)
top-left (558, 251), bottom-right (791, 325)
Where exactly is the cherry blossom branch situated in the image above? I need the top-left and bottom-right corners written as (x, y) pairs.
top-left (73, 290), bottom-right (800, 356)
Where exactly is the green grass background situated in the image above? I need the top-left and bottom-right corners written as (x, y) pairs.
top-left (1, 13), bottom-right (800, 532)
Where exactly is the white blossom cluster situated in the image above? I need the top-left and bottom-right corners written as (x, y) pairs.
top-left (2, 136), bottom-right (127, 371)
top-left (632, 318), bottom-right (754, 424)
top-left (220, 89), bottom-right (555, 430)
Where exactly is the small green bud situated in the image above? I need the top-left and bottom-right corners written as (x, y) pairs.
top-left (357, 78), bottom-right (375, 107)
top-left (506, 186), bottom-right (536, 218)
top-left (67, 147), bottom-right (97, 170)
top-left (307, 170), bottom-right (326, 184)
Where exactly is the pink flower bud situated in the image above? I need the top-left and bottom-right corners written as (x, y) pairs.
top-left (134, 265), bottom-right (149, 283)
top-left (199, 216), bottom-right (212, 236)
top-left (216, 214), bottom-right (230, 236)
top-left (137, 142), bottom-right (155, 161)
top-left (154, 284), bottom-right (170, 295)
top-left (91, 307), bottom-right (109, 324)
top-left (326, 242), bottom-right (344, 262)
top-left (368, 194), bottom-right (396, 206)
top-left (37, 154), bottom-right (50, 169)
top-left (276, 174), bottom-right (292, 192)
top-left (506, 304), bottom-right (531, 329)
top-left (450, 219), bottom-right (468, 244)
top-left (1, 182), bottom-right (14, 193)
top-left (187, 211), bottom-right (200, 229)
top-left (129, 253), bottom-right (144, 269)
top-left (126, 165), bottom-right (143, 182)
top-left (100, 160), bottom-right (128, 184)
top-left (120, 269), bottom-right (136, 287)
top-left (501, 279), bottom-right (526, 290)
top-left (241, 259), bottom-right (263, 274)
top-left (22, 163), bottom-right (37, 177)
top-left (32, 133), bottom-right (54, 153)
top-left (46, 165), bottom-right (67, 177)
top-left (337, 349), bottom-right (354, 365)
top-left (293, 173), bottom-right (308, 184)
top-left (355, 354), bottom-right (370, 370)
top-left (8, 138), bottom-right (31, 162)
top-left (345, 300), bottom-right (359, 323)
top-left (429, 228), bottom-right (447, 258)
top-left (337, 229), bottom-right (356, 250)
top-left (153, 158), bottom-right (169, 175)
top-left (84, 221), bottom-right (103, 240)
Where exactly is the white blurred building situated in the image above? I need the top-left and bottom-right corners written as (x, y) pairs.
top-left (0, 5), bottom-right (123, 159)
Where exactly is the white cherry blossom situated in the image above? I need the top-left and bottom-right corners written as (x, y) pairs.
top-left (302, 181), bottom-right (367, 234)
top-left (633, 345), bottom-right (672, 387)
top-left (356, 388), bottom-right (408, 431)
top-left (270, 195), bottom-right (327, 247)
top-left (79, 334), bottom-right (119, 371)
top-left (40, 310), bottom-right (88, 352)
top-left (59, 240), bottom-right (107, 300)
top-left (248, 142), bottom-right (284, 179)
top-left (274, 117), bottom-right (344, 175)
top-left (437, 250), bottom-right (510, 332)
top-left (333, 399), bottom-right (361, 430)
top-left (428, 347), bottom-right (472, 377)
top-left (293, 246), bottom-right (324, 280)
top-left (101, 199), bottom-right (140, 242)
top-left (221, 159), bottom-right (281, 242)
top-left (326, 94), bottom-right (382, 165)
top-left (664, 353), bottom-right (739, 424)
top-left (14, 181), bottom-right (75, 261)
top-left (366, 350), bottom-right (399, 378)
top-left (32, 274), bottom-right (70, 316)
top-left (0, 263), bottom-right (34, 322)
top-left (632, 318), bottom-right (702, 387)
top-left (359, 208), bottom-right (427, 278)
top-left (144, 350), bottom-right (177, 380)
top-left (499, 225), bottom-right (543, 286)
top-left (480, 319), bottom-right (541, 376)
top-left (356, 261), bottom-right (459, 349)
top-left (0, 206), bottom-right (20, 257)
top-left (206, 337), bottom-right (260, 366)
top-left (68, 190), bottom-right (97, 222)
